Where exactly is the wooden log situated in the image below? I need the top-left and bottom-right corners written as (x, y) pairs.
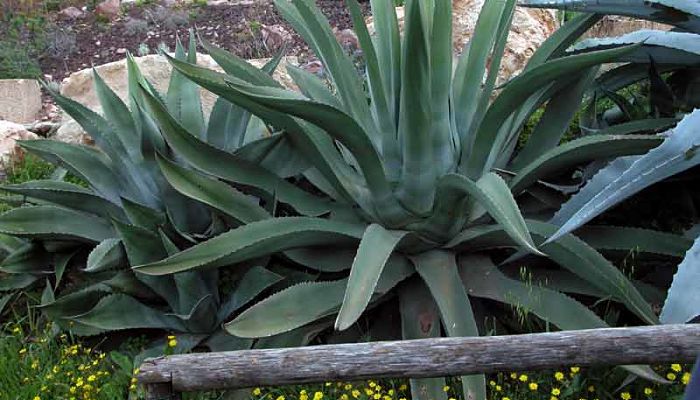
top-left (138, 324), bottom-right (700, 393)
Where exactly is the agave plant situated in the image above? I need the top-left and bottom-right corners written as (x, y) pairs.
top-left (520, 0), bottom-right (700, 326)
top-left (119, 0), bottom-right (694, 397)
top-left (0, 35), bottom-right (304, 352)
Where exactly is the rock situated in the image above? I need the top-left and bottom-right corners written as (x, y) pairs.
top-left (57, 54), bottom-right (297, 143)
top-left (0, 121), bottom-right (40, 168)
top-left (59, 6), bottom-right (84, 19)
top-left (366, 0), bottom-right (557, 84)
top-left (95, 0), bottom-right (121, 20)
top-left (26, 121), bottom-right (60, 136)
top-left (0, 79), bottom-right (43, 124)
top-left (261, 24), bottom-right (292, 53)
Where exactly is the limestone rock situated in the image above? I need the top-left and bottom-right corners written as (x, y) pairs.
top-left (0, 79), bottom-right (43, 124)
top-left (95, 0), bottom-right (121, 20)
top-left (57, 54), bottom-right (297, 143)
top-left (0, 121), bottom-right (39, 168)
top-left (366, 1), bottom-right (558, 84)
top-left (59, 6), bottom-right (84, 19)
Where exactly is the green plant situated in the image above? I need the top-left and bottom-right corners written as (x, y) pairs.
top-left (114, 1), bottom-right (693, 398)
top-left (0, 35), bottom-right (296, 357)
top-left (520, 0), bottom-right (700, 327)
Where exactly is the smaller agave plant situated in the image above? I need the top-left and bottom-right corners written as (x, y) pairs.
top-left (520, 0), bottom-right (700, 326)
top-left (125, 0), bottom-right (694, 398)
top-left (0, 35), bottom-right (304, 353)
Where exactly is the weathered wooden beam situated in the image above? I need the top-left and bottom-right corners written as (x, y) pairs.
top-left (139, 324), bottom-right (700, 393)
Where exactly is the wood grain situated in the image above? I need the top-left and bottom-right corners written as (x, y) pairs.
top-left (139, 324), bottom-right (700, 393)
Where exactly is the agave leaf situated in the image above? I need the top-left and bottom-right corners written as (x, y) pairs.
top-left (0, 180), bottom-right (125, 220)
top-left (234, 133), bottom-right (311, 179)
top-left (527, 220), bottom-right (657, 325)
top-left (368, 0), bottom-right (401, 125)
top-left (19, 140), bottom-right (122, 205)
top-left (92, 69), bottom-right (142, 161)
top-left (121, 198), bottom-right (166, 232)
top-left (548, 109), bottom-right (700, 242)
top-left (575, 226), bottom-right (693, 257)
top-left (86, 238), bottom-right (126, 272)
top-left (510, 68), bottom-right (598, 171)
top-left (254, 320), bottom-right (330, 349)
top-left (226, 279), bottom-right (346, 338)
top-left (466, 44), bottom-right (640, 178)
top-left (458, 254), bottom-right (664, 382)
top-left (433, 173), bottom-right (541, 255)
top-left (156, 155), bottom-right (270, 224)
top-left (413, 251), bottom-right (485, 400)
top-left (571, 30), bottom-right (700, 64)
top-left (399, 278), bottom-right (447, 400)
top-left (275, 0), bottom-right (378, 145)
top-left (217, 266), bottom-right (284, 324)
top-left (0, 206), bottom-right (114, 242)
top-left (0, 274), bottom-right (39, 291)
top-left (336, 224), bottom-right (408, 330)
top-left (72, 294), bottom-right (186, 332)
top-left (167, 35), bottom-right (205, 137)
top-left (286, 63), bottom-right (341, 107)
top-left (0, 243), bottom-right (51, 274)
top-left (205, 329), bottom-right (254, 352)
top-left (135, 218), bottom-right (365, 275)
top-left (138, 81), bottom-right (335, 217)
top-left (661, 237), bottom-right (700, 323)
top-left (54, 251), bottom-right (76, 289)
top-left (0, 294), bottom-right (13, 315)
top-left (206, 97), bottom-right (253, 152)
top-left (510, 135), bottom-right (664, 194)
top-left (595, 118), bottom-right (679, 136)
top-left (520, 0), bottom-right (700, 33)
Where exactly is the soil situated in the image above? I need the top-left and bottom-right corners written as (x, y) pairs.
top-left (36, 0), bottom-right (370, 81)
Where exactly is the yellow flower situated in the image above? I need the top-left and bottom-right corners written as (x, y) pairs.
top-left (167, 335), bottom-right (176, 340)
top-left (442, 386), bottom-right (450, 392)
top-left (300, 390), bottom-right (307, 395)
top-left (489, 381), bottom-right (496, 386)
top-left (31, 361), bottom-right (39, 369)
top-left (495, 385), bottom-right (501, 392)
top-left (88, 375), bottom-right (96, 382)
top-left (376, 385), bottom-right (382, 391)
top-left (369, 381), bottom-right (377, 388)
top-left (168, 339), bottom-right (178, 348)
top-left (365, 389), bottom-right (374, 396)
top-left (555, 372), bottom-right (565, 381)
top-left (667, 372), bottom-right (677, 381)
top-left (325, 382), bottom-right (332, 387)
top-left (33, 397), bottom-right (40, 400)
top-left (509, 372), bottom-right (517, 379)
top-left (52, 366), bottom-right (60, 373)
top-left (40, 386), bottom-right (47, 392)
top-left (550, 397), bottom-right (558, 400)
top-left (12, 326), bottom-right (21, 334)
top-left (551, 388), bottom-right (561, 396)
top-left (388, 389), bottom-right (394, 396)
top-left (644, 387), bottom-right (653, 396)
top-left (83, 384), bottom-right (93, 391)
top-left (300, 395), bottom-right (309, 400)
top-left (275, 395), bottom-right (285, 400)
top-left (399, 385), bottom-right (407, 392)
top-left (528, 382), bottom-right (538, 391)
top-left (671, 364), bottom-right (682, 372)
top-left (70, 387), bottom-right (77, 394)
top-left (448, 398), bottom-right (456, 400)
top-left (252, 388), bottom-right (262, 396)
top-left (341, 395), bottom-right (349, 400)
top-left (621, 392), bottom-right (631, 400)
top-left (588, 385), bottom-right (596, 392)
top-left (373, 394), bottom-right (381, 400)
top-left (570, 366), bottom-right (580, 374)
top-left (133, 368), bottom-right (140, 375)
top-left (502, 397), bottom-right (511, 400)
top-left (518, 374), bottom-right (528, 382)
top-left (19, 348), bottom-right (27, 355)
top-left (352, 390), bottom-right (360, 399)
top-left (399, 398), bottom-right (407, 400)
top-left (682, 372), bottom-right (691, 385)
top-left (313, 391), bottom-right (323, 400)
top-left (129, 384), bottom-right (137, 391)
top-left (345, 384), bottom-right (353, 390)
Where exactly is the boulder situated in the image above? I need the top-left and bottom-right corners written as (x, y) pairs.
top-left (59, 6), bottom-right (84, 19)
top-left (366, 0), bottom-right (558, 84)
top-left (95, 0), bottom-right (121, 20)
top-left (57, 54), bottom-right (297, 144)
top-left (0, 79), bottom-right (43, 124)
top-left (0, 121), bottom-right (39, 169)
top-left (586, 15), bottom-right (673, 38)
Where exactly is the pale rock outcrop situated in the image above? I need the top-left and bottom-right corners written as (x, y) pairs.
top-left (0, 121), bottom-right (40, 169)
top-left (0, 79), bottom-right (43, 124)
